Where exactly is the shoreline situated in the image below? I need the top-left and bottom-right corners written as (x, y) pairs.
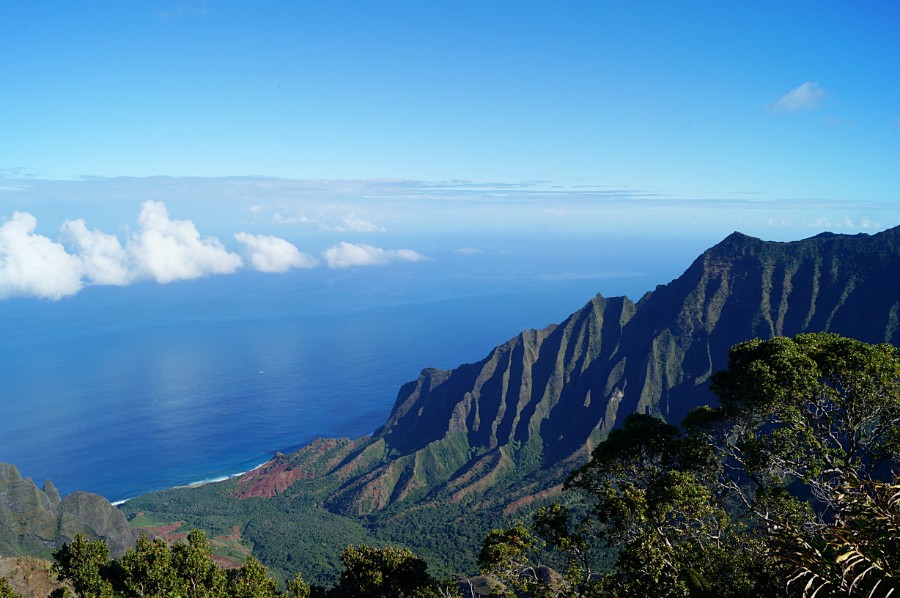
top-left (110, 459), bottom-right (271, 507)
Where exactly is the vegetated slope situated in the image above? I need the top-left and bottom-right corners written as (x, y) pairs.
top-left (0, 463), bottom-right (137, 559)
top-left (124, 226), bottom-right (900, 581)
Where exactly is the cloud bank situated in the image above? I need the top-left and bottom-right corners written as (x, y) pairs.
top-left (250, 204), bottom-right (385, 233)
top-left (0, 201), bottom-right (425, 300)
top-left (323, 242), bottom-right (425, 268)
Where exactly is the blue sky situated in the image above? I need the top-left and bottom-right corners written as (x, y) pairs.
top-left (1, 1), bottom-right (899, 298)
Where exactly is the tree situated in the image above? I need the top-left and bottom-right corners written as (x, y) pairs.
top-left (119, 533), bottom-right (176, 597)
top-left (329, 545), bottom-right (453, 598)
top-left (170, 529), bottom-right (226, 597)
top-left (52, 534), bottom-right (117, 598)
top-left (49, 528), bottom-right (315, 598)
top-left (285, 572), bottom-right (311, 598)
top-left (689, 332), bottom-right (900, 596)
top-left (226, 555), bottom-right (279, 598)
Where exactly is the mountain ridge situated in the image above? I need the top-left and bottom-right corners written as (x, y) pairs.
top-left (231, 226), bottom-right (900, 518)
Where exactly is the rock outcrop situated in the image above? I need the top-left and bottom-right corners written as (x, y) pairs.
top-left (0, 464), bottom-right (137, 559)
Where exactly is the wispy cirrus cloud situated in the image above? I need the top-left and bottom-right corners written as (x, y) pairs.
top-left (768, 82), bottom-right (827, 112)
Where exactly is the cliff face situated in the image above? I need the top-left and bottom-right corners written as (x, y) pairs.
top-left (234, 227), bottom-right (900, 516)
top-left (0, 464), bottom-right (137, 558)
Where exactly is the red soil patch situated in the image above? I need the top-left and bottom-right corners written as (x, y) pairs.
top-left (231, 454), bottom-right (314, 498)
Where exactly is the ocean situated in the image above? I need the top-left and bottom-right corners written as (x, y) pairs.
top-left (0, 234), bottom-right (711, 502)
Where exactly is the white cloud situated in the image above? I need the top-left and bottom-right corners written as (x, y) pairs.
top-left (0, 212), bottom-right (83, 300)
top-left (5, 201), bottom-right (245, 296)
top-left (0, 200), bottom-right (430, 300)
top-left (61, 219), bottom-right (132, 286)
top-left (234, 232), bottom-right (318, 272)
top-left (769, 82), bottom-right (826, 112)
top-left (128, 201), bottom-right (242, 284)
top-left (322, 242), bottom-right (425, 268)
top-left (454, 247), bottom-right (483, 255)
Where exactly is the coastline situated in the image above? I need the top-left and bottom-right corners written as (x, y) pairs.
top-left (110, 459), bottom-right (271, 507)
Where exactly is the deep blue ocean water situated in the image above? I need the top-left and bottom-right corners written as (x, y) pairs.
top-left (0, 235), bottom-right (711, 502)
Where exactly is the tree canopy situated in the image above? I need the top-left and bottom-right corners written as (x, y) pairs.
top-left (50, 530), bottom-right (308, 598)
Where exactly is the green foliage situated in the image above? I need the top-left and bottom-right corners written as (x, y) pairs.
top-left (285, 573), bottom-right (311, 598)
top-left (52, 534), bottom-right (117, 598)
top-left (706, 333), bottom-right (900, 488)
top-left (47, 531), bottom-right (455, 598)
top-left (0, 577), bottom-right (23, 598)
top-left (695, 332), bottom-right (900, 596)
top-left (120, 533), bottom-right (177, 596)
top-left (51, 529), bottom-right (305, 598)
top-left (226, 556), bottom-right (279, 598)
top-left (478, 521), bottom-right (539, 596)
top-left (329, 545), bottom-right (453, 598)
top-left (169, 529), bottom-right (227, 597)
top-left (478, 334), bottom-right (900, 598)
